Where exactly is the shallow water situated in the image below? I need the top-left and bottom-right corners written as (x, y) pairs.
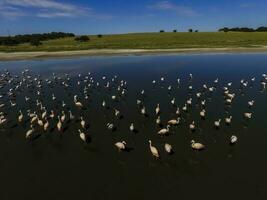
top-left (0, 53), bottom-right (267, 200)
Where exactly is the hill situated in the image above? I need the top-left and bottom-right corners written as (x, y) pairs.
top-left (1, 32), bottom-right (267, 52)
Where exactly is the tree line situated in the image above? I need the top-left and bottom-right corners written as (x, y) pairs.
top-left (160, 29), bottom-right (199, 33)
top-left (219, 26), bottom-right (267, 32)
top-left (0, 32), bottom-right (75, 46)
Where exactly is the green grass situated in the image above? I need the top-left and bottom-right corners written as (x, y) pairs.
top-left (1, 32), bottom-right (267, 52)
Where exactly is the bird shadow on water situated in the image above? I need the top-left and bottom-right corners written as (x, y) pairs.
top-left (49, 127), bottom-right (55, 133)
top-left (10, 123), bottom-right (18, 129)
top-left (63, 126), bottom-right (69, 132)
top-left (123, 147), bottom-right (134, 152)
top-left (132, 129), bottom-right (139, 134)
top-left (84, 135), bottom-right (92, 144)
top-left (83, 144), bottom-right (98, 153)
top-left (28, 133), bottom-right (42, 142)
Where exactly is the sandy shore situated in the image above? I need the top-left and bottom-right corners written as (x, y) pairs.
top-left (1, 47), bottom-right (267, 61)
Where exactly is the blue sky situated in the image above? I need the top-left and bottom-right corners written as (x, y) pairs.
top-left (0, 0), bottom-right (267, 35)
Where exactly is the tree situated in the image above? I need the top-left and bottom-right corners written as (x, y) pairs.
top-left (256, 27), bottom-right (267, 32)
top-left (219, 27), bottom-right (229, 33)
top-left (75, 35), bottom-right (90, 42)
top-left (97, 34), bottom-right (103, 38)
top-left (0, 37), bottom-right (19, 46)
top-left (218, 26), bottom-right (267, 32)
top-left (159, 30), bottom-right (165, 33)
top-left (188, 29), bottom-right (193, 32)
top-left (195, 30), bottom-right (199, 32)
top-left (0, 32), bottom-right (75, 46)
top-left (30, 39), bottom-right (42, 46)
top-left (173, 29), bottom-right (177, 33)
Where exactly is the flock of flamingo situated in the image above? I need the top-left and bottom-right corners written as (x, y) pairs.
top-left (0, 68), bottom-right (266, 159)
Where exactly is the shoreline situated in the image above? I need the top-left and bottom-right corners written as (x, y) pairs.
top-left (1, 47), bottom-right (267, 61)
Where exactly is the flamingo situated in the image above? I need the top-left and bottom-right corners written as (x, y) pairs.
top-left (171, 98), bottom-right (175, 105)
top-left (80, 117), bottom-right (86, 128)
top-left (148, 140), bottom-right (160, 158)
top-left (225, 116), bottom-right (232, 125)
top-left (244, 112), bottom-right (252, 119)
top-left (248, 100), bottom-right (254, 107)
top-left (191, 140), bottom-right (205, 150)
top-left (130, 123), bottom-right (134, 132)
top-left (61, 111), bottom-right (66, 122)
top-left (158, 125), bottom-right (170, 136)
top-left (230, 135), bottom-right (238, 144)
top-left (26, 125), bottom-right (34, 139)
top-left (78, 129), bottom-right (88, 143)
top-left (155, 104), bottom-right (160, 115)
top-left (164, 143), bottom-right (173, 154)
top-left (18, 110), bottom-right (23, 122)
top-left (156, 116), bottom-right (161, 125)
top-left (168, 117), bottom-right (180, 125)
top-left (44, 118), bottom-right (49, 131)
top-left (214, 119), bottom-right (221, 128)
top-left (189, 121), bottom-right (196, 131)
top-left (57, 116), bottom-right (62, 131)
top-left (200, 109), bottom-right (206, 118)
top-left (115, 141), bottom-right (126, 151)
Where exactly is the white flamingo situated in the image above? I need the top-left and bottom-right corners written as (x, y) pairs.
top-left (155, 104), bottom-right (160, 115)
top-left (244, 112), bottom-right (252, 119)
top-left (57, 116), bottom-right (62, 131)
top-left (225, 116), bottom-right (232, 125)
top-left (158, 125), bottom-right (170, 135)
top-left (191, 140), bottom-right (205, 150)
top-left (164, 143), bottom-right (173, 154)
top-left (148, 140), bottom-right (160, 158)
top-left (230, 135), bottom-right (238, 144)
top-left (44, 118), bottom-right (49, 131)
top-left (214, 119), bottom-right (221, 128)
top-left (26, 125), bottom-right (34, 139)
top-left (189, 121), bottom-right (196, 131)
top-left (168, 117), bottom-right (180, 125)
top-left (18, 110), bottom-right (23, 122)
top-left (115, 141), bottom-right (126, 151)
top-left (78, 129), bottom-right (87, 143)
top-left (80, 117), bottom-right (86, 128)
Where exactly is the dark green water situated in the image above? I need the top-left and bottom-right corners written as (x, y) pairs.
top-left (0, 53), bottom-right (267, 200)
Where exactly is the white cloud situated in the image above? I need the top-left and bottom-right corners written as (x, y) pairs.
top-left (148, 1), bottom-right (198, 16)
top-left (37, 12), bottom-right (76, 18)
top-left (6, 0), bottom-right (80, 11)
top-left (240, 3), bottom-right (252, 8)
top-left (0, 0), bottom-right (93, 18)
top-left (0, 3), bottom-right (26, 18)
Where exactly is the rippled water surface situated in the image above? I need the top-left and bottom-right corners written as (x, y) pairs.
top-left (0, 53), bottom-right (267, 200)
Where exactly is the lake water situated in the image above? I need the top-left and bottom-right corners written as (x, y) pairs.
top-left (0, 53), bottom-right (267, 200)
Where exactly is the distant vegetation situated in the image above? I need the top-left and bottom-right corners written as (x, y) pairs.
top-left (0, 32), bottom-right (75, 46)
top-left (160, 29), bottom-right (196, 33)
top-left (75, 35), bottom-right (90, 42)
top-left (1, 32), bottom-right (267, 52)
top-left (30, 39), bottom-right (42, 46)
top-left (219, 26), bottom-right (267, 32)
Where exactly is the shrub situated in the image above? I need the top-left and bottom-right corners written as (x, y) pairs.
top-left (75, 35), bottom-right (90, 42)
top-left (30, 39), bottom-right (42, 46)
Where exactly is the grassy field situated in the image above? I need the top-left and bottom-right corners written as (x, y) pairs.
top-left (1, 32), bottom-right (267, 52)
